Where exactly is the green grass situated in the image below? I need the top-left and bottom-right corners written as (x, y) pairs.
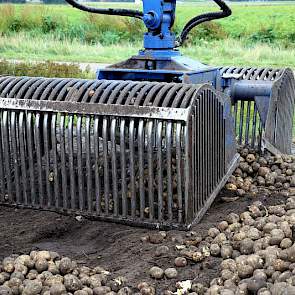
top-left (0, 2), bottom-right (294, 68)
top-left (1, 33), bottom-right (295, 69)
top-left (1, 2), bottom-right (295, 45)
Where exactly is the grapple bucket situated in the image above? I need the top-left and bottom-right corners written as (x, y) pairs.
top-left (221, 67), bottom-right (295, 154)
top-left (0, 76), bottom-right (238, 229)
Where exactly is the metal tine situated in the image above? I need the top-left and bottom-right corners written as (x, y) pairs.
top-left (184, 122), bottom-right (191, 223)
top-left (129, 120), bottom-right (136, 218)
top-left (258, 120), bottom-right (263, 151)
top-left (208, 90), bottom-right (214, 194)
top-left (201, 94), bottom-right (205, 206)
top-left (215, 92), bottom-right (219, 180)
top-left (18, 112), bottom-right (28, 206)
top-left (103, 118), bottom-right (110, 214)
top-left (234, 103), bottom-right (238, 134)
top-left (85, 115), bottom-right (93, 213)
top-left (0, 77), bottom-right (17, 94)
top-left (176, 123), bottom-right (183, 223)
top-left (23, 79), bottom-right (49, 100)
top-left (68, 114), bottom-right (75, 210)
top-left (26, 113), bottom-right (35, 206)
top-left (59, 115), bottom-right (67, 210)
top-left (0, 111), bottom-right (5, 202)
top-left (15, 78), bottom-right (43, 100)
top-left (120, 119), bottom-right (127, 218)
top-left (34, 113), bottom-right (44, 208)
top-left (2, 111), bottom-right (12, 202)
top-left (110, 118), bottom-right (118, 216)
top-left (239, 101), bottom-right (244, 145)
top-left (77, 116), bottom-right (84, 211)
top-left (191, 112), bottom-right (196, 215)
top-left (251, 104), bottom-right (258, 147)
top-left (94, 116), bottom-right (101, 215)
top-left (10, 111), bottom-right (21, 204)
top-left (196, 98), bottom-right (201, 212)
top-left (205, 91), bottom-right (209, 199)
top-left (51, 114), bottom-right (59, 209)
top-left (138, 119), bottom-right (145, 219)
top-left (156, 121), bottom-right (163, 221)
top-left (147, 120), bottom-right (154, 220)
top-left (166, 122), bottom-right (173, 221)
top-left (43, 113), bottom-right (51, 209)
top-left (245, 101), bottom-right (251, 145)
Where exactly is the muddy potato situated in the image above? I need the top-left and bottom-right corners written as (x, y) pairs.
top-left (3, 258), bottom-right (14, 273)
top-left (269, 229), bottom-right (285, 245)
top-left (210, 244), bottom-right (221, 257)
top-left (22, 279), bottom-right (42, 295)
top-left (74, 291), bottom-right (89, 295)
top-left (174, 257), bottom-right (187, 267)
top-left (48, 261), bottom-right (59, 275)
top-left (280, 238), bottom-right (293, 249)
top-left (88, 274), bottom-right (103, 289)
top-left (50, 283), bottom-right (67, 295)
top-left (35, 259), bottom-right (48, 273)
top-left (92, 286), bottom-right (111, 295)
top-left (64, 274), bottom-right (82, 292)
top-left (221, 245), bottom-right (233, 259)
top-left (164, 268), bottom-right (177, 279)
top-left (0, 286), bottom-right (12, 295)
top-left (221, 269), bottom-right (234, 281)
top-left (237, 264), bottom-right (254, 279)
top-left (253, 269), bottom-right (267, 281)
top-left (140, 287), bottom-right (155, 295)
top-left (35, 251), bottom-right (51, 261)
top-left (247, 254), bottom-right (264, 269)
top-left (44, 275), bottom-right (64, 287)
top-left (59, 258), bottom-right (73, 275)
top-left (272, 259), bottom-right (290, 272)
top-left (207, 228), bottom-right (220, 238)
top-left (81, 287), bottom-right (93, 295)
top-left (117, 287), bottom-right (132, 295)
top-left (149, 267), bottom-right (164, 279)
top-left (239, 238), bottom-right (254, 254)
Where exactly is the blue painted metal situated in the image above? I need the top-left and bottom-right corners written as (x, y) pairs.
top-left (94, 0), bottom-right (291, 153)
top-left (142, 0), bottom-right (176, 49)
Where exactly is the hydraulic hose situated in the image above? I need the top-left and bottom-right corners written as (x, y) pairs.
top-left (64, 0), bottom-right (143, 19)
top-left (177, 0), bottom-right (232, 46)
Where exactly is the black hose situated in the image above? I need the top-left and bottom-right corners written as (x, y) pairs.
top-left (177, 0), bottom-right (232, 46)
top-left (64, 0), bottom-right (143, 19)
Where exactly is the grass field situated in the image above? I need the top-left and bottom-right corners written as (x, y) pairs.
top-left (0, 2), bottom-right (295, 67)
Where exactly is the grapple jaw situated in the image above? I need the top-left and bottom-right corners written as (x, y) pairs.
top-left (221, 67), bottom-right (295, 154)
top-left (0, 77), bottom-right (238, 229)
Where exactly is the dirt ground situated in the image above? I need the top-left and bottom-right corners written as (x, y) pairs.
top-left (0, 192), bottom-right (287, 293)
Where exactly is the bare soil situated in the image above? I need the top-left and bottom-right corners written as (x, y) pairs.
top-left (0, 193), bottom-right (287, 293)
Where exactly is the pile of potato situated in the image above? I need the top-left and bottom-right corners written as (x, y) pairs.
top-left (152, 198), bottom-right (295, 294)
top-left (0, 251), bottom-right (132, 295)
top-left (224, 147), bottom-right (295, 197)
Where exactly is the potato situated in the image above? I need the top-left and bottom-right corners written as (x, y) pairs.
top-left (59, 258), bottom-right (73, 275)
top-left (164, 268), bottom-right (178, 279)
top-left (22, 279), bottom-right (42, 295)
top-left (149, 267), bottom-right (164, 279)
top-left (92, 286), bottom-right (111, 295)
top-left (174, 257), bottom-right (187, 267)
top-left (44, 275), bottom-right (64, 287)
top-left (36, 251), bottom-right (51, 261)
top-left (0, 286), bottom-right (12, 295)
top-left (2, 258), bottom-right (15, 273)
top-left (64, 274), bottom-right (82, 292)
top-left (50, 283), bottom-right (67, 295)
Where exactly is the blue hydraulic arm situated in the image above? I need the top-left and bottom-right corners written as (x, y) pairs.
top-left (64, 0), bottom-right (231, 52)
